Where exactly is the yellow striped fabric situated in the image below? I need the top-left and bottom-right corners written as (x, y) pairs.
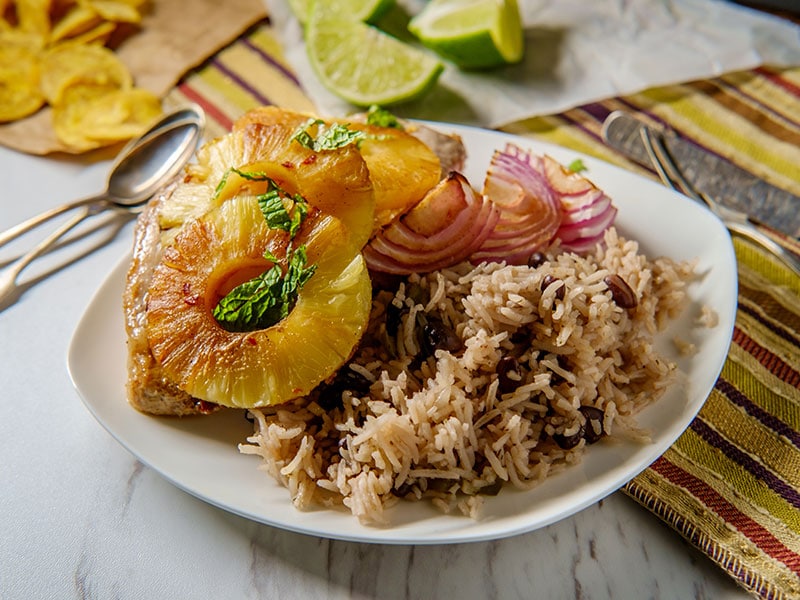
top-left (165, 20), bottom-right (314, 140)
top-left (166, 20), bottom-right (800, 599)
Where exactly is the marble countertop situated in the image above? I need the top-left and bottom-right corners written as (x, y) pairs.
top-left (0, 144), bottom-right (751, 599)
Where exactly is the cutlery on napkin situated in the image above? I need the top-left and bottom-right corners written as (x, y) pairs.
top-left (601, 111), bottom-right (800, 239)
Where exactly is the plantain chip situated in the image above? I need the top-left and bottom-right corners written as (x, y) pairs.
top-left (90, 0), bottom-right (141, 23)
top-left (0, 31), bottom-right (45, 121)
top-left (15, 0), bottom-right (50, 37)
top-left (40, 43), bottom-right (132, 104)
top-left (63, 19), bottom-right (115, 45)
top-left (49, 5), bottom-right (102, 43)
top-left (53, 86), bottom-right (161, 150)
top-left (1, 0), bottom-right (159, 151)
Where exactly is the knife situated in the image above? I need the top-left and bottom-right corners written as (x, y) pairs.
top-left (601, 110), bottom-right (800, 238)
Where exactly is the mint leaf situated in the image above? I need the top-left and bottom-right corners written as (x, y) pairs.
top-left (213, 168), bottom-right (270, 199)
top-left (257, 180), bottom-right (309, 238)
top-left (213, 180), bottom-right (317, 333)
top-left (289, 199), bottom-right (308, 238)
top-left (285, 245), bottom-right (317, 291)
top-left (258, 187), bottom-right (292, 231)
top-left (231, 168), bottom-right (271, 181)
top-left (567, 158), bottom-right (587, 173)
top-left (366, 105), bottom-right (403, 129)
top-left (213, 245), bottom-right (317, 332)
top-left (212, 265), bottom-right (284, 332)
top-left (291, 119), bottom-right (321, 149)
top-left (292, 118), bottom-right (365, 150)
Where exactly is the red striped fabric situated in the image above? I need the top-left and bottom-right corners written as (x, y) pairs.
top-left (732, 327), bottom-right (800, 386)
top-left (651, 456), bottom-right (800, 572)
top-left (175, 82), bottom-right (235, 132)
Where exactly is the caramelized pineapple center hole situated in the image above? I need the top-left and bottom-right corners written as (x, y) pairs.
top-left (210, 258), bottom-right (274, 309)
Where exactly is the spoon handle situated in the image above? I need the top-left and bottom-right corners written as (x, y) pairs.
top-left (0, 193), bottom-right (105, 248)
top-left (0, 207), bottom-right (93, 306)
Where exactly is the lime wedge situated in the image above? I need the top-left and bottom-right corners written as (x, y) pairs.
top-left (288, 0), bottom-right (394, 25)
top-left (408, 0), bottom-right (524, 69)
top-left (306, 16), bottom-right (444, 106)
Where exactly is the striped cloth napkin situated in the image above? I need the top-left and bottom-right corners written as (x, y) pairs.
top-left (165, 21), bottom-right (800, 600)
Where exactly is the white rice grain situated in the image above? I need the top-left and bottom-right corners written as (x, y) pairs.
top-left (240, 228), bottom-right (701, 525)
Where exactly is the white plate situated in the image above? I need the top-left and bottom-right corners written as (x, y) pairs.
top-left (67, 123), bottom-right (737, 545)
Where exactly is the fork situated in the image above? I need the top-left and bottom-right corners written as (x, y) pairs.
top-left (640, 127), bottom-right (800, 278)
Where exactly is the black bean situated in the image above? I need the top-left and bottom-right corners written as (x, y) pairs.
top-left (479, 480), bottom-right (504, 496)
top-left (394, 482), bottom-right (414, 497)
top-left (407, 354), bottom-right (425, 374)
top-left (316, 367), bottom-right (372, 410)
top-left (553, 426), bottom-right (584, 450)
top-left (509, 330), bottom-right (529, 345)
top-left (421, 316), bottom-right (462, 356)
top-left (496, 356), bottom-right (520, 394)
top-left (540, 274), bottom-right (565, 300)
top-left (406, 282), bottom-right (426, 305)
top-left (579, 406), bottom-right (606, 444)
top-left (527, 252), bottom-right (547, 268)
top-left (343, 369), bottom-right (373, 395)
top-left (385, 302), bottom-right (405, 337)
top-left (316, 386), bottom-right (344, 411)
top-left (604, 274), bottom-right (638, 308)
top-left (427, 478), bottom-right (454, 493)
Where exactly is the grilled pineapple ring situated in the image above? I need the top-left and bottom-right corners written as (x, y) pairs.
top-left (145, 194), bottom-right (372, 408)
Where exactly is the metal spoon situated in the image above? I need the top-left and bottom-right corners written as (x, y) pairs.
top-left (0, 104), bottom-right (205, 304)
top-left (0, 105), bottom-right (205, 248)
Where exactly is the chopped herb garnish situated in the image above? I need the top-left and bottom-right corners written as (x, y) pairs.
top-left (231, 168), bottom-right (271, 181)
top-left (366, 105), bottom-right (403, 129)
top-left (213, 179), bottom-right (317, 332)
top-left (257, 180), bottom-right (309, 238)
top-left (213, 168), bottom-right (270, 199)
top-left (291, 118), bottom-right (365, 150)
top-left (212, 246), bottom-right (317, 332)
top-left (567, 158), bottom-right (587, 173)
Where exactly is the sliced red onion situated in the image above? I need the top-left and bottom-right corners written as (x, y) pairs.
top-left (558, 204), bottom-right (618, 243)
top-left (560, 194), bottom-right (612, 227)
top-left (365, 146), bottom-right (618, 273)
top-left (364, 173), bottom-right (500, 274)
top-left (471, 144), bottom-right (562, 265)
top-left (543, 156), bottom-right (617, 253)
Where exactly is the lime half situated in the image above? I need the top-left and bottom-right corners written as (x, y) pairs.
top-left (408, 0), bottom-right (524, 69)
top-left (306, 16), bottom-right (443, 106)
top-left (289, 0), bottom-right (394, 25)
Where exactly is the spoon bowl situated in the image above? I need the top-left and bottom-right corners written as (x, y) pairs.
top-left (105, 106), bottom-right (206, 208)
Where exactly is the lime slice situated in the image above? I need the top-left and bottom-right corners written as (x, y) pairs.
top-left (288, 0), bottom-right (394, 25)
top-left (408, 0), bottom-right (524, 69)
top-left (306, 16), bottom-right (443, 106)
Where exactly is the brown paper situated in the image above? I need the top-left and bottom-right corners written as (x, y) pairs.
top-left (0, 0), bottom-right (268, 155)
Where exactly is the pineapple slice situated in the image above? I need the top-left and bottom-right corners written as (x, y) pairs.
top-left (144, 193), bottom-right (372, 408)
top-left (231, 107), bottom-right (441, 233)
top-left (158, 131), bottom-right (245, 230)
top-left (216, 113), bottom-right (375, 249)
top-left (339, 120), bottom-right (442, 229)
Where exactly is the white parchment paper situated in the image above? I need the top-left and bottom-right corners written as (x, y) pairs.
top-left (265, 0), bottom-right (800, 127)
